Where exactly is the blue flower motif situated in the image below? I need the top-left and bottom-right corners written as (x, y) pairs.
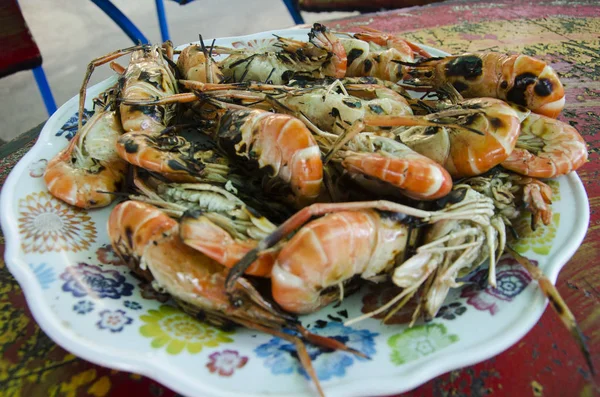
top-left (124, 300), bottom-right (142, 310)
top-left (255, 322), bottom-right (378, 380)
top-left (73, 300), bottom-right (94, 314)
top-left (96, 309), bottom-right (133, 333)
top-left (55, 110), bottom-right (94, 140)
top-left (29, 263), bottom-right (56, 290)
top-left (60, 262), bottom-right (134, 299)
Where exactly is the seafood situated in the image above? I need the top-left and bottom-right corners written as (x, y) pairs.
top-left (44, 91), bottom-right (127, 209)
top-left (216, 108), bottom-right (324, 204)
top-left (130, 173), bottom-right (283, 277)
top-left (501, 112), bottom-right (588, 178)
top-left (458, 168), bottom-right (553, 229)
top-left (180, 77), bottom-right (413, 137)
top-left (399, 52), bottom-right (565, 118)
top-left (115, 131), bottom-right (231, 183)
top-left (332, 134), bottom-right (453, 200)
top-left (122, 90), bottom-right (325, 205)
top-left (177, 42), bottom-right (224, 83)
top-left (77, 44), bottom-right (178, 135)
top-left (375, 97), bottom-right (522, 177)
top-left (108, 200), bottom-right (365, 397)
top-left (118, 44), bottom-right (179, 134)
top-left (209, 23), bottom-right (347, 84)
top-left (177, 79), bottom-right (450, 200)
top-left (341, 29), bottom-right (430, 80)
top-left (39, 25), bottom-right (595, 394)
top-left (227, 196), bottom-right (495, 314)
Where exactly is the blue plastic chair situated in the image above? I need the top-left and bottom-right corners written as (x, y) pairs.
top-left (1, 0), bottom-right (57, 116)
top-left (91, 0), bottom-right (172, 44)
top-left (91, 0), bottom-right (306, 45)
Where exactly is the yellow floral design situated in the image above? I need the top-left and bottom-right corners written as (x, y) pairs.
top-left (140, 305), bottom-right (234, 355)
top-left (18, 192), bottom-right (96, 253)
top-left (512, 212), bottom-right (560, 255)
top-left (546, 179), bottom-right (560, 201)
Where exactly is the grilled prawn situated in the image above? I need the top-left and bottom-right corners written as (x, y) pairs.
top-left (227, 196), bottom-right (495, 314)
top-left (108, 200), bottom-right (366, 397)
top-left (399, 52), bottom-right (565, 118)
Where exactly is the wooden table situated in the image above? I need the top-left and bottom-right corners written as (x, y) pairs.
top-left (1, 0), bottom-right (598, 395)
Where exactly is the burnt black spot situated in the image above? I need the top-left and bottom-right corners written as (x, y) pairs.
top-left (342, 98), bottom-right (362, 108)
top-left (490, 117), bottom-right (504, 129)
top-left (182, 208), bottom-right (204, 219)
top-left (363, 59), bottom-right (373, 73)
top-left (373, 54), bottom-right (381, 63)
top-left (452, 81), bottom-right (469, 93)
top-left (330, 107), bottom-right (341, 118)
top-left (548, 294), bottom-right (564, 315)
top-left (167, 159), bottom-right (189, 172)
top-left (238, 143), bottom-right (247, 153)
top-left (124, 226), bottom-right (134, 249)
top-left (88, 200), bottom-right (97, 206)
top-left (218, 111), bottom-right (246, 146)
top-left (368, 104), bottom-right (384, 114)
top-left (506, 72), bottom-right (538, 106)
top-left (500, 81), bottom-right (509, 89)
top-left (127, 104), bottom-right (160, 117)
top-left (123, 140), bottom-right (139, 153)
top-left (423, 70), bottom-right (433, 78)
top-left (377, 211), bottom-right (419, 225)
top-left (444, 55), bottom-right (483, 79)
top-left (260, 163), bottom-right (276, 176)
top-left (281, 70), bottom-right (295, 83)
top-left (347, 48), bottom-right (364, 65)
top-left (435, 188), bottom-right (467, 208)
top-left (424, 126), bottom-right (440, 135)
top-left (534, 78), bottom-right (553, 97)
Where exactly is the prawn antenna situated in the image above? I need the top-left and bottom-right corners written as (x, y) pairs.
top-left (505, 246), bottom-right (595, 377)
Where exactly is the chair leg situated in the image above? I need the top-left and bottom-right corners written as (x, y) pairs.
top-left (91, 0), bottom-right (149, 44)
top-left (281, 0), bottom-right (305, 24)
top-left (32, 66), bottom-right (57, 116)
top-left (155, 0), bottom-right (170, 43)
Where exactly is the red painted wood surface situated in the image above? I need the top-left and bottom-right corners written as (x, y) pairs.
top-left (0, 0), bottom-right (598, 395)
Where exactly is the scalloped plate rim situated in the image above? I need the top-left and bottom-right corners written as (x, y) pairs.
top-left (0, 27), bottom-right (591, 397)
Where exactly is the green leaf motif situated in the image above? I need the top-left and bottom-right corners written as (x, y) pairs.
top-left (388, 323), bottom-right (459, 366)
top-left (139, 305), bottom-right (233, 355)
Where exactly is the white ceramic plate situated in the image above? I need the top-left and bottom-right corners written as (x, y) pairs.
top-left (0, 29), bottom-right (590, 397)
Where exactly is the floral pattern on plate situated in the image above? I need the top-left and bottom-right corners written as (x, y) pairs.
top-left (55, 109), bottom-right (94, 140)
top-left (18, 192), bottom-right (97, 253)
top-left (97, 309), bottom-right (133, 333)
top-left (388, 323), bottom-right (459, 365)
top-left (73, 300), bottom-right (95, 315)
top-left (207, 350), bottom-right (249, 377)
top-left (460, 257), bottom-right (534, 315)
top-left (512, 212), bottom-right (560, 255)
top-left (28, 263), bottom-right (56, 290)
top-left (255, 322), bottom-right (377, 381)
top-left (139, 305), bottom-right (234, 355)
top-left (435, 302), bottom-right (467, 320)
top-left (60, 263), bottom-right (134, 299)
top-left (124, 300), bottom-right (142, 310)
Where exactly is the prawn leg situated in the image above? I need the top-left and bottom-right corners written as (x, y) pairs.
top-left (506, 246), bottom-right (595, 376)
top-left (78, 45), bottom-right (145, 131)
